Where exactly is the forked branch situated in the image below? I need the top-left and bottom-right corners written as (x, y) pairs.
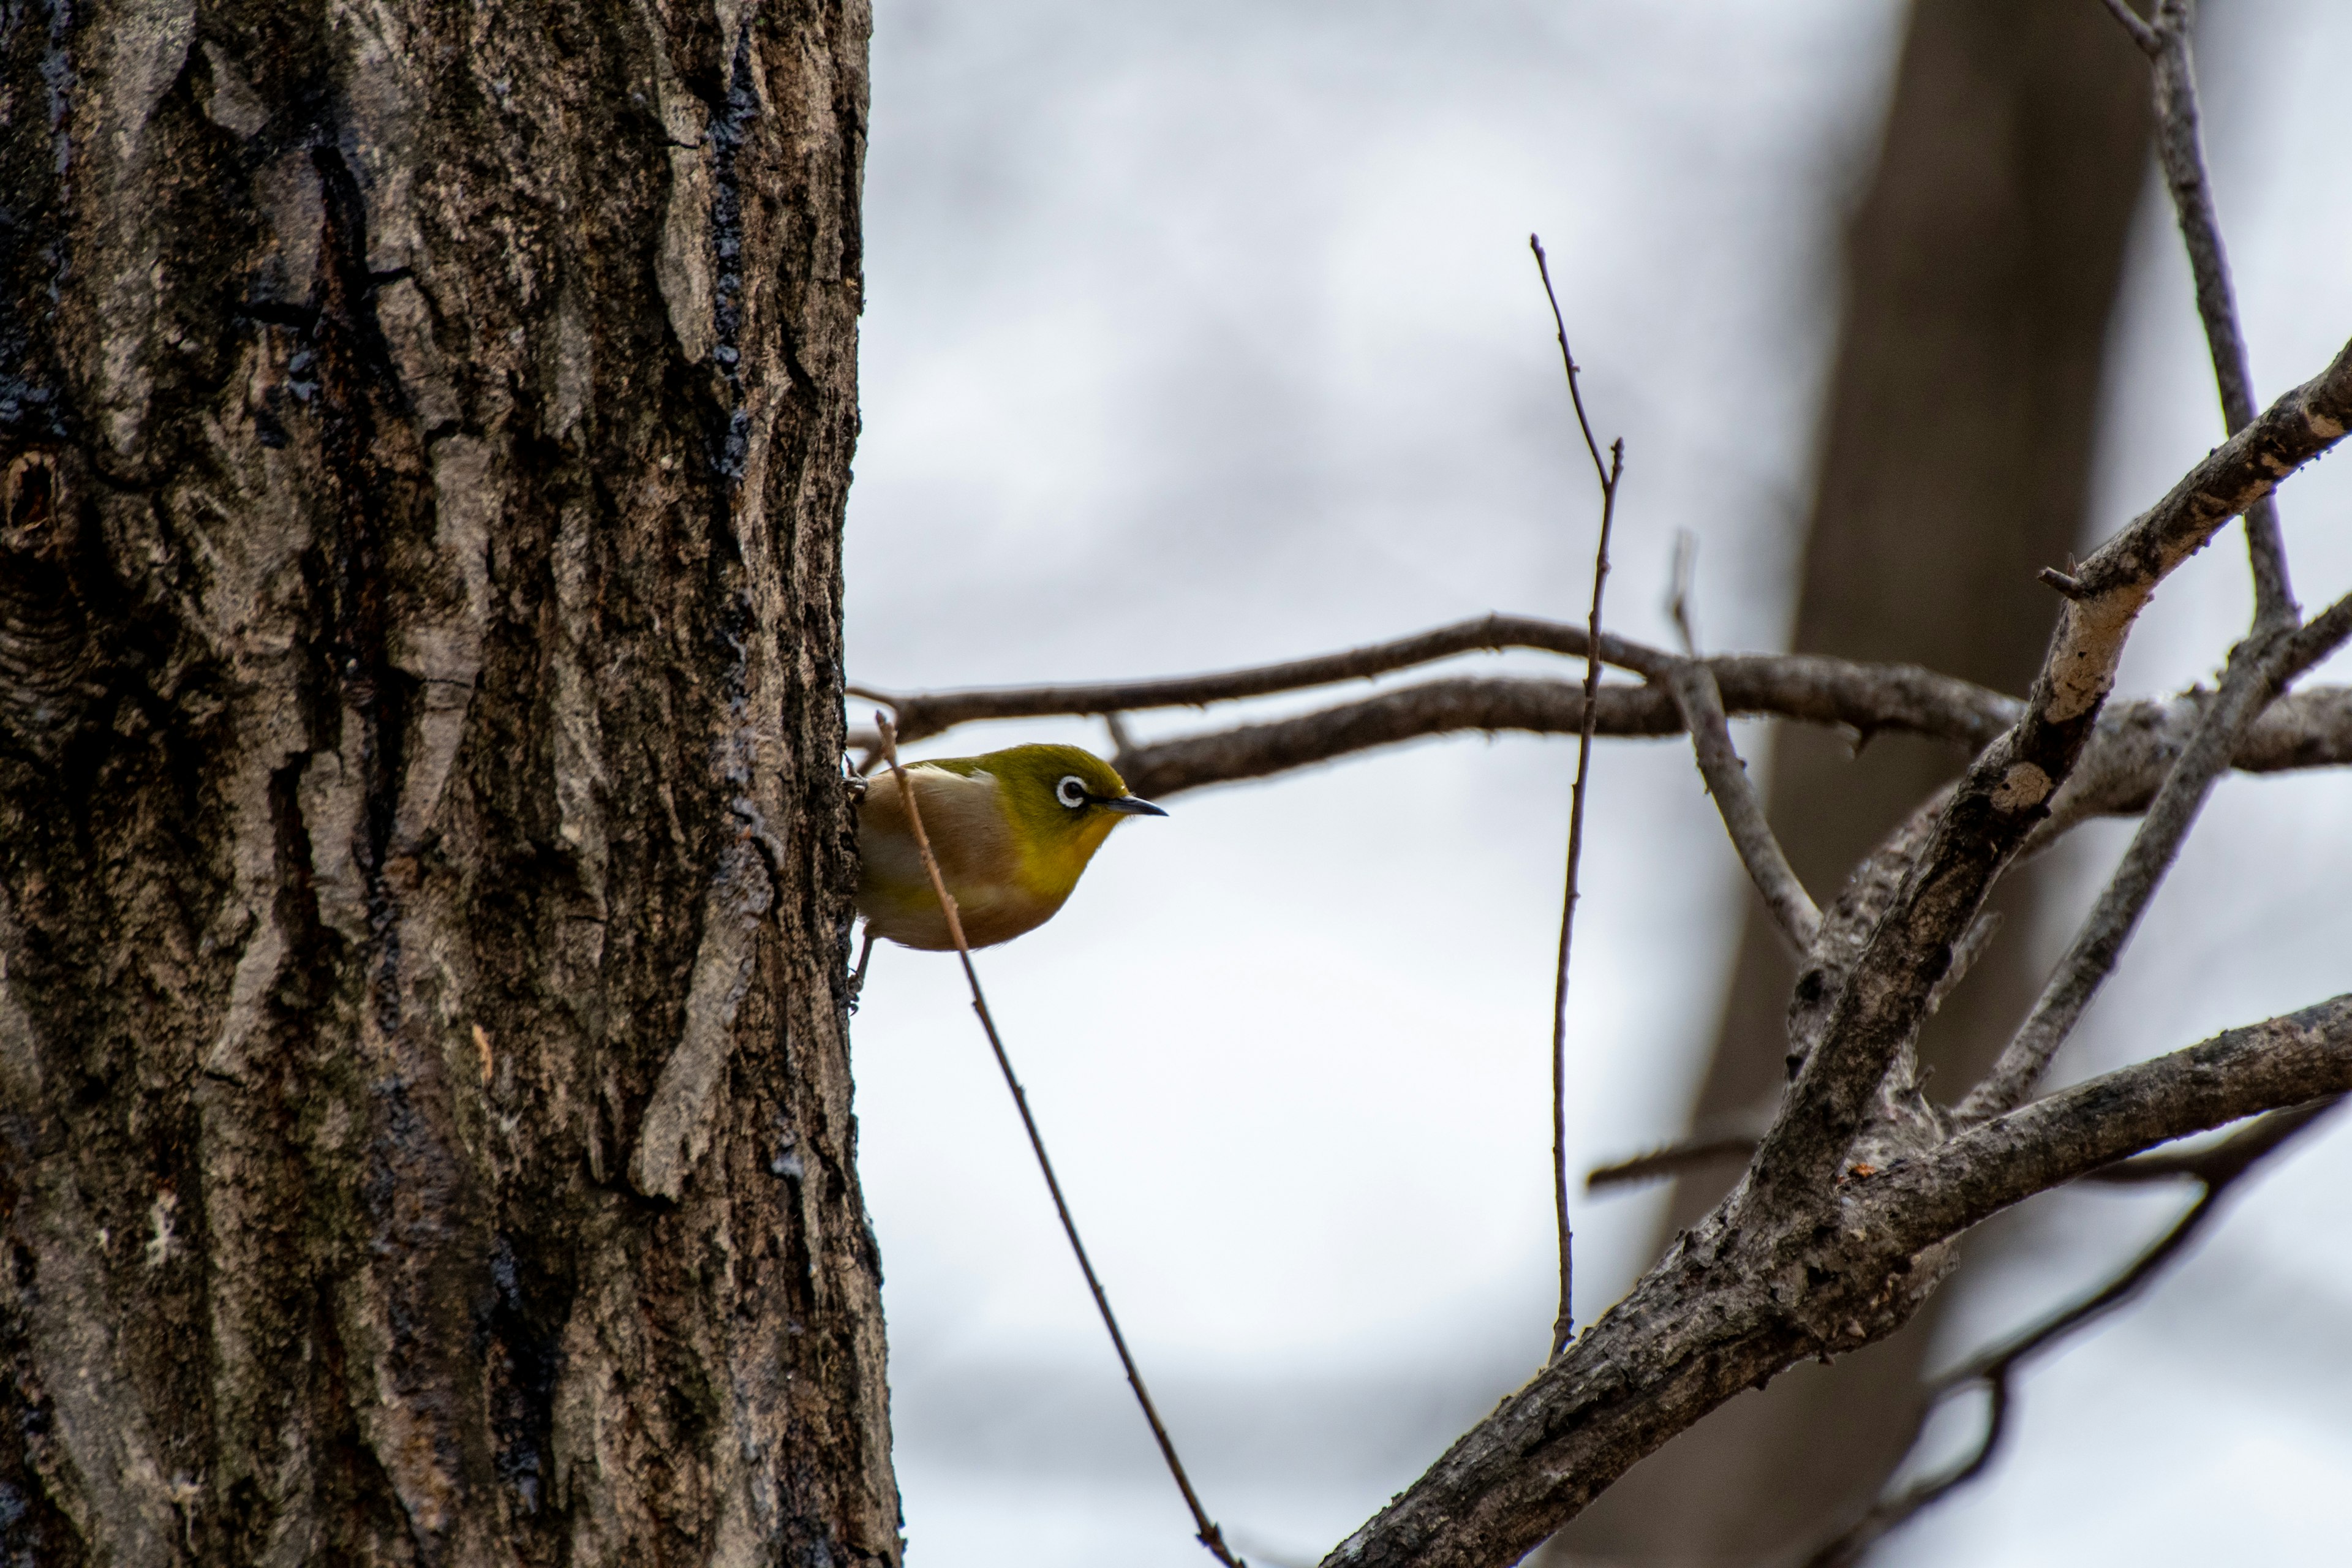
top-left (1749, 331), bottom-right (2352, 1211)
top-left (1321, 326), bottom-right (2352, 1567)
top-left (1324, 998), bottom-right (2352, 1568)
top-left (1964, 590), bottom-right (2352, 1121)
top-left (1803, 1095), bottom-right (2343, 1567)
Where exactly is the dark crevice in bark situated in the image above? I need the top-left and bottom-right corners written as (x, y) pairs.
top-left (306, 141), bottom-right (417, 1040)
top-left (708, 23), bottom-right (760, 488)
top-left (7, 2), bottom-right (887, 1558)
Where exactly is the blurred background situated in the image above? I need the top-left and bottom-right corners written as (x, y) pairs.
top-left (839, 2), bottom-right (2352, 1564)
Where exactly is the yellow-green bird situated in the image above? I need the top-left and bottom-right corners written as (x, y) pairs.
top-left (851, 743), bottom-right (1165, 990)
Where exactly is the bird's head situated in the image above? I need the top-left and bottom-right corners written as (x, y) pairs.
top-left (976, 742), bottom-right (1166, 867)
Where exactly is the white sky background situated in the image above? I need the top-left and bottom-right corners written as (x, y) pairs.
top-left (839, 2), bottom-right (2352, 1564)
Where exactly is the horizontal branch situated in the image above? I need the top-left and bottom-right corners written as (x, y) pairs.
top-left (2082, 1093), bottom-right (2344, 1184)
top-left (1880, 993), bottom-right (2352, 1259)
top-left (2028, 685), bottom-right (2352, 848)
top-left (1117, 669), bottom-right (2352, 815)
top-left (852, 678), bottom-right (2352, 808)
top-left (1109, 656), bottom-right (2019, 797)
top-left (1587, 1127), bottom-right (1765, 1191)
top-left (850, 613), bottom-right (1676, 743)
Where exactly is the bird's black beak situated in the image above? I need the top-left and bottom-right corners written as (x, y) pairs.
top-left (1101, 794), bottom-right (1166, 816)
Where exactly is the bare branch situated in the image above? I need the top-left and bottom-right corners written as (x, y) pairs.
top-left (2026, 684), bottom-right (2352, 848)
top-left (2138, 0), bottom-right (2298, 623)
top-left (1667, 660), bottom-right (1821, 953)
top-left (1747, 331), bottom-right (2352, 1210)
top-left (1967, 589), bottom-right (2352, 1120)
top-left (2098, 0), bottom-right (2162, 56)
top-left (1529, 233), bottom-right (1616, 495)
top-left (1111, 656), bottom-right (2019, 798)
top-left (850, 612), bottom-right (1673, 744)
top-left (1960, 628), bottom-right (2293, 1119)
top-left (1805, 1094), bottom-right (2343, 1566)
top-left (1585, 1133), bottom-right (1760, 1191)
top-left (1530, 232), bottom-right (1623, 1360)
top-left (1320, 997), bottom-right (2352, 1568)
top-left (869, 648), bottom-right (2352, 814)
top-left (1879, 995), bottom-right (2352, 1261)
top-left (1587, 1101), bottom-right (1774, 1193)
top-left (2082, 1093), bottom-right (2343, 1183)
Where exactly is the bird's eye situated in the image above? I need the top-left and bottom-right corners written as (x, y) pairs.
top-left (1055, 775), bottom-right (1088, 810)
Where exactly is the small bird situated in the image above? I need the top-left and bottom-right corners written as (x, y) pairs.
top-left (852, 742), bottom-right (1165, 992)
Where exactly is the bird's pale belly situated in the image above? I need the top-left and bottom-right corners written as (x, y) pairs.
top-left (855, 863), bottom-right (1070, 950)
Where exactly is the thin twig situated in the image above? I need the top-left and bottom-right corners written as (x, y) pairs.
top-left (1586, 1099), bottom-right (1773, 1192)
top-left (1531, 232), bottom-right (1620, 1360)
top-left (1803, 1095), bottom-right (2343, 1567)
top-left (1586, 1134), bottom-right (1758, 1191)
top-left (1656, 532), bottom-right (1823, 950)
top-left (1665, 530), bottom-right (1700, 657)
top-left (1102, 709), bottom-right (1138, 767)
top-left (1666, 660), bottom-right (1821, 954)
top-left (2133, 0), bottom-right (2297, 624)
top-left (1531, 234), bottom-right (1616, 492)
top-left (873, 715), bottom-right (1247, 1568)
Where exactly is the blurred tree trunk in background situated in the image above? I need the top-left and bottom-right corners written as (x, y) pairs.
top-left (0, 3), bottom-right (896, 1564)
top-left (1548, 2), bottom-right (2150, 1561)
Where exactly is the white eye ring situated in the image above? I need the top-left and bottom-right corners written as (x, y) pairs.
top-left (1055, 775), bottom-right (1088, 810)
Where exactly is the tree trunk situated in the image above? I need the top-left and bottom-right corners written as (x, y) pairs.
top-left (0, 4), bottom-right (895, 1564)
top-left (1548, 1), bottom-right (2149, 1560)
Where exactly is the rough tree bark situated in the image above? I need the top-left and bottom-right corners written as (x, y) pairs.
top-left (0, 3), bottom-right (895, 1564)
top-left (1549, 2), bottom-right (2151, 1558)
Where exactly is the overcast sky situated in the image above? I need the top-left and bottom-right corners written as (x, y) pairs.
top-left (839, 3), bottom-right (2352, 1564)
